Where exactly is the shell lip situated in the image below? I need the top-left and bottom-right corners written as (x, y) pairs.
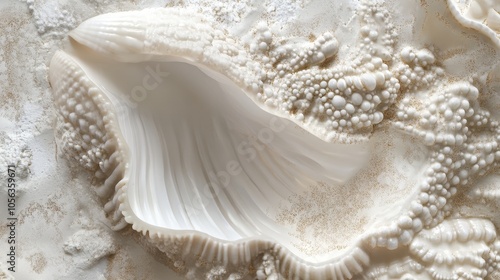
top-left (119, 175), bottom-right (368, 265)
top-left (446, 0), bottom-right (500, 48)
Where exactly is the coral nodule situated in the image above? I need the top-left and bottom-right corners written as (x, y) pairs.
top-left (49, 1), bottom-right (500, 279)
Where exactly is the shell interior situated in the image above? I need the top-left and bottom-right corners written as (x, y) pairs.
top-left (50, 40), bottom-right (429, 264)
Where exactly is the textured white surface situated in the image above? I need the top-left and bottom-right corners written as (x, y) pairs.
top-left (2, 0), bottom-right (500, 279)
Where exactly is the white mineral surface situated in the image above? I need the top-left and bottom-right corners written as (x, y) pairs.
top-left (1, 0), bottom-right (500, 279)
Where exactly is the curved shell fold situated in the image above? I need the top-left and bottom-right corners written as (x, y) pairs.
top-left (68, 8), bottom-right (262, 93)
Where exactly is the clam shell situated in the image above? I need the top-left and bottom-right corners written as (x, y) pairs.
top-left (49, 28), bottom-right (377, 279)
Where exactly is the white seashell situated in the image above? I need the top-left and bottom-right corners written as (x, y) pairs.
top-left (50, 20), bottom-right (377, 278)
top-left (48, 0), bottom-right (500, 278)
